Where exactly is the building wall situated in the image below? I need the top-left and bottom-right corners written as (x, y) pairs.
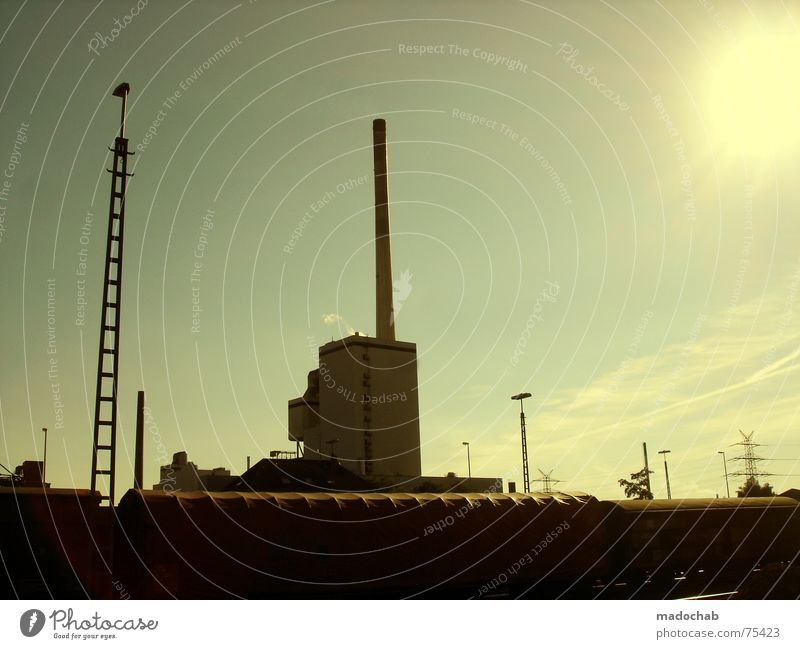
top-left (153, 451), bottom-right (232, 492)
top-left (290, 334), bottom-right (422, 477)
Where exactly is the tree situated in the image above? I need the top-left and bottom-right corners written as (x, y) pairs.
top-left (737, 476), bottom-right (775, 497)
top-left (618, 467), bottom-right (653, 500)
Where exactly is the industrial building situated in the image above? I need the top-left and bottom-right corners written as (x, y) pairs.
top-left (152, 451), bottom-right (233, 492)
top-left (288, 119), bottom-right (423, 483)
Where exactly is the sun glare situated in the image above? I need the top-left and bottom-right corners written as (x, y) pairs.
top-left (710, 34), bottom-right (800, 157)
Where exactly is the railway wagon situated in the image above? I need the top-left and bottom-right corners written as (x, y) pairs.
top-left (0, 488), bottom-right (112, 598)
top-left (114, 489), bottom-right (611, 598)
top-left (601, 497), bottom-right (800, 595)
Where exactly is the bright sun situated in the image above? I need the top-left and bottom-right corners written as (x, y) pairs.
top-left (710, 34), bottom-right (800, 157)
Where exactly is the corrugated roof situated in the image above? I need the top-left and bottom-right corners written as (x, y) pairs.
top-left (608, 497), bottom-right (800, 512)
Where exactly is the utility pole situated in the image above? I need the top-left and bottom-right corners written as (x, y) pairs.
top-left (41, 427), bottom-right (48, 485)
top-left (658, 449), bottom-right (672, 499)
top-left (511, 393), bottom-right (532, 492)
top-left (642, 442), bottom-right (653, 499)
top-left (134, 391), bottom-right (144, 489)
top-left (462, 441), bottom-right (471, 478)
top-left (718, 450), bottom-right (730, 498)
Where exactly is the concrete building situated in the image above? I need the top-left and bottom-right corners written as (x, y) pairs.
top-left (152, 451), bottom-right (234, 492)
top-left (289, 119), bottom-right (422, 480)
top-left (289, 334), bottom-right (421, 477)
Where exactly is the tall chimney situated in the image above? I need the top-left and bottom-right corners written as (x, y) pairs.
top-left (373, 118), bottom-right (396, 341)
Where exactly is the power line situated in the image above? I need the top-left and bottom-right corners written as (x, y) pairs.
top-left (532, 468), bottom-right (562, 494)
top-left (729, 430), bottom-right (772, 480)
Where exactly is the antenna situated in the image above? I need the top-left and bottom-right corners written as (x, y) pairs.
top-left (90, 82), bottom-right (134, 506)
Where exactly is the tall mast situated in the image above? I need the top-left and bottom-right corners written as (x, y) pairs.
top-left (90, 82), bottom-right (133, 506)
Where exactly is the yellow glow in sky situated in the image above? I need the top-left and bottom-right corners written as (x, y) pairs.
top-left (710, 34), bottom-right (800, 156)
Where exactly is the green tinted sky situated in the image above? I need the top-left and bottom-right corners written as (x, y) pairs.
top-left (2, 0), bottom-right (799, 499)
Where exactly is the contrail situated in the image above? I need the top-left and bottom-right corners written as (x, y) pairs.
top-left (586, 345), bottom-right (800, 436)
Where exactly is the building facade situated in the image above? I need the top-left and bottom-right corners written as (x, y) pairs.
top-left (289, 334), bottom-right (422, 478)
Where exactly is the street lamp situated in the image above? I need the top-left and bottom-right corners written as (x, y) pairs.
top-left (511, 392), bottom-right (532, 492)
top-left (658, 449), bottom-right (672, 499)
top-left (41, 427), bottom-right (48, 485)
top-left (462, 441), bottom-right (471, 478)
top-left (718, 450), bottom-right (730, 498)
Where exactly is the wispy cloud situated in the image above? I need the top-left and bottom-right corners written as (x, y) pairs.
top-left (460, 273), bottom-right (800, 498)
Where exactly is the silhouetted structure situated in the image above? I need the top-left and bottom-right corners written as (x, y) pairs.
top-left (112, 491), bottom-right (800, 598)
top-left (373, 118), bottom-right (396, 340)
top-left (90, 83), bottom-right (133, 506)
top-left (226, 458), bottom-right (371, 492)
top-left (289, 119), bottom-right (422, 480)
top-left (730, 430), bottom-right (772, 484)
top-left (511, 392), bottom-right (532, 491)
top-left (134, 391), bottom-right (144, 489)
top-left (533, 468), bottom-right (562, 494)
top-left (0, 460), bottom-right (46, 488)
top-left (152, 452), bottom-right (234, 491)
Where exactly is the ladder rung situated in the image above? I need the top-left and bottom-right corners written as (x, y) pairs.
top-left (105, 302), bottom-right (117, 308)
top-left (109, 257), bottom-right (120, 263)
top-left (98, 420), bottom-right (113, 426)
top-left (96, 445), bottom-right (113, 451)
top-left (98, 495), bottom-right (110, 501)
top-left (111, 235), bottom-right (120, 241)
top-left (103, 325), bottom-right (116, 331)
top-left (108, 279), bottom-right (119, 286)
top-left (95, 470), bottom-right (112, 475)
top-left (99, 396), bottom-right (114, 402)
top-left (102, 348), bottom-right (115, 354)
top-left (100, 372), bottom-right (114, 378)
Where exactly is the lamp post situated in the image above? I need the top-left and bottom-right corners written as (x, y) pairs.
top-left (718, 450), bottom-right (730, 498)
top-left (462, 441), bottom-right (471, 478)
top-left (41, 427), bottom-right (48, 485)
top-left (511, 392), bottom-right (532, 492)
top-left (658, 449), bottom-right (672, 499)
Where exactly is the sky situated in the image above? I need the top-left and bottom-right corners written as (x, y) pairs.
top-left (1, 0), bottom-right (800, 501)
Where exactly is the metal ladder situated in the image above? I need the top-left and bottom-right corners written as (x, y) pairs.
top-left (90, 84), bottom-right (132, 506)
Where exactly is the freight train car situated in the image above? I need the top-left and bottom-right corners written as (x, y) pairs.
top-left (113, 489), bottom-right (611, 598)
top-left (599, 497), bottom-right (800, 598)
top-left (0, 487), bottom-right (112, 598)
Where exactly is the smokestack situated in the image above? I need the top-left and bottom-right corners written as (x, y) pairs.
top-left (373, 118), bottom-right (396, 341)
top-left (134, 391), bottom-right (144, 489)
